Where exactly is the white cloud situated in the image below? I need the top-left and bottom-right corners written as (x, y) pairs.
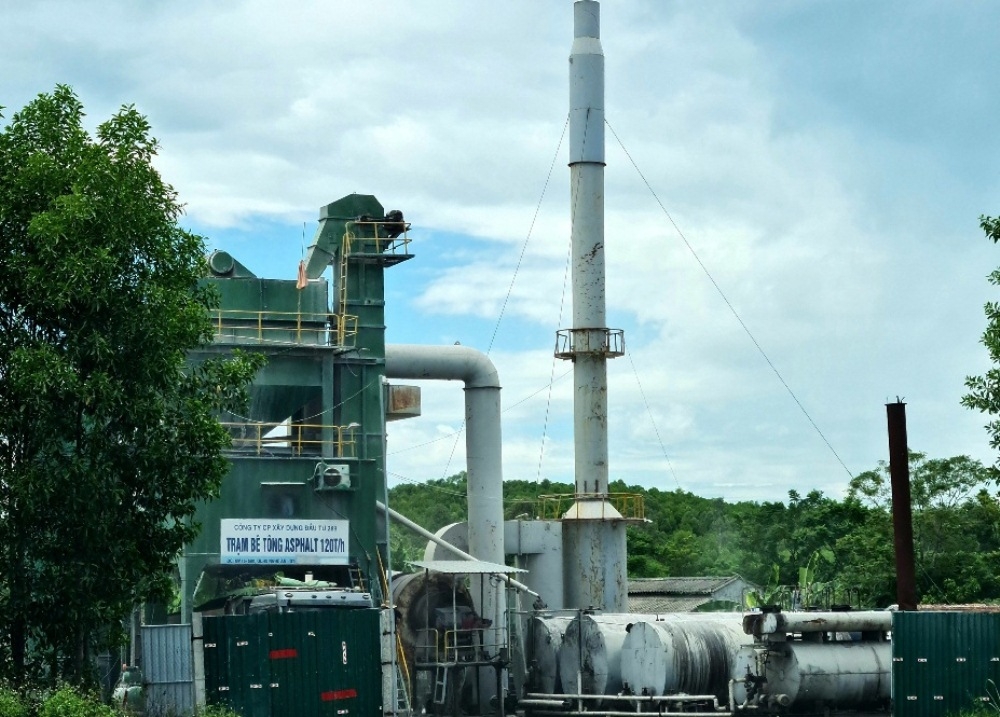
top-left (5, 0), bottom-right (1000, 504)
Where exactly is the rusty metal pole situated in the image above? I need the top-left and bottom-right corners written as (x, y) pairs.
top-left (886, 400), bottom-right (918, 611)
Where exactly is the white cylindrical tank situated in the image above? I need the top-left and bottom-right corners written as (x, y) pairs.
top-left (557, 612), bottom-right (744, 697)
top-left (558, 614), bottom-right (631, 697)
top-left (620, 618), bottom-right (752, 698)
top-left (530, 616), bottom-right (574, 694)
top-left (764, 641), bottom-right (891, 709)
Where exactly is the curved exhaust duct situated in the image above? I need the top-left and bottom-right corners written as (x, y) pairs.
top-left (384, 344), bottom-right (504, 586)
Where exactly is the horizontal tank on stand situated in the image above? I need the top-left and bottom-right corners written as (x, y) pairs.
top-left (754, 641), bottom-right (891, 711)
top-left (619, 618), bottom-right (753, 699)
top-left (736, 610), bottom-right (893, 713)
top-left (556, 612), bottom-right (746, 701)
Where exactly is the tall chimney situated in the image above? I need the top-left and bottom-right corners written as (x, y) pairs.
top-left (556, 0), bottom-right (630, 613)
top-left (887, 400), bottom-right (918, 611)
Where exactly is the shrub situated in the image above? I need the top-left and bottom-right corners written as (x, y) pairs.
top-left (39, 688), bottom-right (117, 717)
top-left (0, 689), bottom-right (27, 717)
top-left (199, 706), bottom-right (242, 717)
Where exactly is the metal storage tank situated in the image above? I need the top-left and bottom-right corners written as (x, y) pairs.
top-left (764, 641), bottom-right (890, 710)
top-left (557, 612), bottom-right (742, 697)
top-left (529, 615), bottom-right (574, 694)
top-left (619, 618), bottom-right (752, 698)
top-left (557, 614), bottom-right (632, 697)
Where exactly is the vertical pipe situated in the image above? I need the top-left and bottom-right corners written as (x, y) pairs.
top-left (569, 0), bottom-right (609, 498)
top-left (465, 384), bottom-right (504, 711)
top-left (383, 344), bottom-right (504, 710)
top-left (378, 377), bottom-right (399, 716)
top-left (886, 400), bottom-right (918, 611)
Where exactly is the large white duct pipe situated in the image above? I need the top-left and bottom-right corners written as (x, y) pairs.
top-left (384, 343), bottom-right (504, 709)
top-left (384, 344), bottom-right (504, 570)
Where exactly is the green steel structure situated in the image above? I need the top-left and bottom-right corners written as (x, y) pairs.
top-left (893, 610), bottom-right (1000, 717)
top-left (181, 194), bottom-right (411, 618)
top-left (203, 609), bottom-right (383, 717)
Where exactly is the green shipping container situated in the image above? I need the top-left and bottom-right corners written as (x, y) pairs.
top-left (893, 611), bottom-right (1000, 717)
top-left (204, 608), bottom-right (383, 717)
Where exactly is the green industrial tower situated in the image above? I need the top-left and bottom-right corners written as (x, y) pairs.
top-left (180, 194), bottom-right (412, 619)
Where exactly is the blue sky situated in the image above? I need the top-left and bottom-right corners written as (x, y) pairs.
top-left (4, 0), bottom-right (1000, 502)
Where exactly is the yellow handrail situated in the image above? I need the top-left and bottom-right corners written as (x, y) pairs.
top-left (536, 492), bottom-right (645, 521)
top-left (344, 220), bottom-right (412, 257)
top-left (376, 550), bottom-right (413, 707)
top-left (210, 308), bottom-right (358, 347)
top-left (220, 421), bottom-right (358, 457)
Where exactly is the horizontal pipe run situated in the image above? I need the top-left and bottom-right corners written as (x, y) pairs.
top-left (744, 610), bottom-right (892, 636)
top-left (524, 692), bottom-right (723, 707)
top-left (385, 343), bottom-right (499, 389)
top-left (532, 708), bottom-right (734, 717)
top-left (527, 693), bottom-right (720, 703)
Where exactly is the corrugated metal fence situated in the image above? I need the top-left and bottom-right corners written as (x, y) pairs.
top-left (203, 608), bottom-right (383, 717)
top-left (893, 611), bottom-right (1000, 717)
top-left (142, 624), bottom-right (195, 717)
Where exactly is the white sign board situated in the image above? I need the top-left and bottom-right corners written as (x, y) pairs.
top-left (220, 519), bottom-right (349, 565)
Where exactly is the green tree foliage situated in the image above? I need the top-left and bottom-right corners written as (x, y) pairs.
top-left (388, 451), bottom-right (1000, 610)
top-left (964, 214), bottom-right (1000, 477)
top-left (0, 87), bottom-right (264, 684)
top-left (839, 451), bottom-right (1000, 606)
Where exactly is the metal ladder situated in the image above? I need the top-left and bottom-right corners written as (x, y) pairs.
top-left (395, 658), bottom-right (412, 715)
top-left (432, 667), bottom-right (448, 705)
top-left (348, 563), bottom-right (366, 592)
top-left (507, 593), bottom-right (528, 697)
top-left (335, 228), bottom-right (353, 345)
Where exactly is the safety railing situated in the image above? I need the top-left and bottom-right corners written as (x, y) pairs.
top-left (210, 309), bottom-right (358, 348)
top-left (343, 220), bottom-right (412, 259)
top-left (221, 421), bottom-right (358, 457)
top-left (413, 626), bottom-right (507, 665)
top-left (554, 327), bottom-right (625, 359)
top-left (536, 492), bottom-right (645, 521)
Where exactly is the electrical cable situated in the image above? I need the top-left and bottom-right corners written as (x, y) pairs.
top-left (626, 350), bottom-right (681, 489)
top-left (536, 235), bottom-right (573, 484)
top-left (386, 369), bottom-right (573, 457)
top-left (438, 116), bottom-right (571, 482)
top-left (606, 119), bottom-right (854, 480)
top-left (486, 115), bottom-right (569, 354)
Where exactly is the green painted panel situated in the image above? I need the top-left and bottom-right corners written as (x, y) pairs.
top-left (269, 612), bottom-right (317, 717)
top-left (893, 611), bottom-right (1000, 717)
top-left (313, 608), bottom-right (383, 717)
top-left (203, 618), bottom-right (227, 706)
top-left (204, 609), bottom-right (384, 717)
top-left (210, 278), bottom-right (329, 318)
top-left (203, 613), bottom-right (272, 717)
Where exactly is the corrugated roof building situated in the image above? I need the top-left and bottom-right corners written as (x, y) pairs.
top-left (628, 576), bottom-right (756, 613)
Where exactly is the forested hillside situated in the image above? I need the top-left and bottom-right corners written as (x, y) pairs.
top-left (386, 451), bottom-right (1000, 609)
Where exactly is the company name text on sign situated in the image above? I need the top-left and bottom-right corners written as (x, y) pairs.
top-left (220, 519), bottom-right (349, 565)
